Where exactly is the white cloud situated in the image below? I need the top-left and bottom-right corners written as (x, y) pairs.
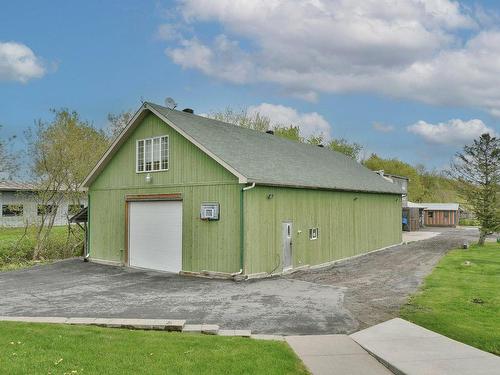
top-left (161, 1), bottom-right (500, 116)
top-left (373, 122), bottom-right (395, 133)
top-left (407, 119), bottom-right (497, 145)
top-left (289, 90), bottom-right (319, 103)
top-left (167, 35), bottom-right (253, 83)
top-left (0, 41), bottom-right (46, 83)
top-left (247, 103), bottom-right (331, 138)
top-left (156, 24), bottom-right (182, 41)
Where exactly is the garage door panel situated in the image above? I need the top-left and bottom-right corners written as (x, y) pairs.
top-left (128, 200), bottom-right (182, 272)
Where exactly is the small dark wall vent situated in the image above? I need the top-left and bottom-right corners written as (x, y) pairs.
top-left (182, 108), bottom-right (194, 114)
top-left (266, 130), bottom-right (274, 135)
top-left (317, 144), bottom-right (324, 148)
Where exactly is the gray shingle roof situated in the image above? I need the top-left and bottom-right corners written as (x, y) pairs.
top-left (147, 102), bottom-right (402, 194)
top-left (422, 203), bottom-right (460, 211)
top-left (0, 181), bottom-right (37, 191)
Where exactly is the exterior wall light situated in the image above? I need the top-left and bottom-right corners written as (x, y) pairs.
top-left (267, 193), bottom-right (274, 199)
top-left (145, 173), bottom-right (152, 184)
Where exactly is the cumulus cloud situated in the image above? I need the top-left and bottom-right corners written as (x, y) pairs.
top-left (247, 103), bottom-right (331, 138)
top-left (161, 0), bottom-right (500, 116)
top-left (289, 90), bottom-right (319, 103)
top-left (407, 119), bottom-right (497, 145)
top-left (0, 41), bottom-right (46, 83)
top-left (156, 23), bottom-right (182, 41)
top-left (373, 122), bottom-right (395, 133)
top-left (167, 35), bottom-right (253, 83)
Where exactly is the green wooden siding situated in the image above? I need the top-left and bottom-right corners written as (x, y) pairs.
top-left (89, 111), bottom-right (402, 276)
top-left (91, 113), bottom-right (237, 190)
top-left (89, 113), bottom-right (241, 273)
top-left (243, 186), bottom-right (402, 275)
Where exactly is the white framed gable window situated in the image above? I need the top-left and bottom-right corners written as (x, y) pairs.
top-left (136, 136), bottom-right (169, 173)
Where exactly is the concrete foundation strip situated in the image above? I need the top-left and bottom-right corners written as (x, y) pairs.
top-left (0, 316), bottom-right (283, 341)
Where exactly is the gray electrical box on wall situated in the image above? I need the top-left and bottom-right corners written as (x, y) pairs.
top-left (200, 202), bottom-right (220, 221)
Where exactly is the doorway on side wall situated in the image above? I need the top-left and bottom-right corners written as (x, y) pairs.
top-left (282, 221), bottom-right (293, 271)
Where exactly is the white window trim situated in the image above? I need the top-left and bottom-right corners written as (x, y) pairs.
top-left (136, 135), bottom-right (169, 173)
top-left (309, 227), bottom-right (319, 240)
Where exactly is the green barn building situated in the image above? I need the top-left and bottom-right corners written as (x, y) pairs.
top-left (82, 102), bottom-right (402, 278)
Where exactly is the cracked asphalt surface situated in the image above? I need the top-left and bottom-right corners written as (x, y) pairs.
top-left (0, 227), bottom-right (479, 335)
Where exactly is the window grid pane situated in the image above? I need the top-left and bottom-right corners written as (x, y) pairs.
top-left (137, 140), bottom-right (144, 172)
top-left (153, 138), bottom-right (161, 171)
top-left (137, 136), bottom-right (168, 172)
top-left (145, 139), bottom-right (152, 171)
top-left (161, 136), bottom-right (168, 170)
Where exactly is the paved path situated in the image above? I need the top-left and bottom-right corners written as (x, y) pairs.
top-left (0, 316), bottom-right (269, 339)
top-left (351, 318), bottom-right (500, 375)
top-left (0, 228), bottom-right (478, 334)
top-left (286, 335), bottom-right (391, 375)
top-left (0, 259), bottom-right (354, 335)
top-left (402, 230), bottom-right (439, 242)
top-left (288, 227), bottom-right (478, 331)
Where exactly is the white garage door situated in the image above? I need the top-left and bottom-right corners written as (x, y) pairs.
top-left (128, 200), bottom-right (182, 273)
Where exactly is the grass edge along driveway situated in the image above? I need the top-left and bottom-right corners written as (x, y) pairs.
top-left (0, 322), bottom-right (309, 375)
top-left (401, 242), bottom-right (500, 355)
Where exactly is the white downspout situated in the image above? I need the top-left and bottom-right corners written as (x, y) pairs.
top-left (233, 182), bottom-right (256, 280)
top-left (242, 182), bottom-right (256, 191)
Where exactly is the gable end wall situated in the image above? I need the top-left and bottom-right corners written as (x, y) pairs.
top-left (88, 113), bottom-right (241, 273)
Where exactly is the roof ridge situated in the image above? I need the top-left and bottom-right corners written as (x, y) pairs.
top-left (147, 102), bottom-right (355, 162)
top-left (83, 101), bottom-right (402, 193)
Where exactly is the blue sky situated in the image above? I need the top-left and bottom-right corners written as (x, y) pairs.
top-left (1, 0), bottom-right (499, 170)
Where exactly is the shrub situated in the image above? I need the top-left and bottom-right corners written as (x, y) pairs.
top-left (459, 218), bottom-right (480, 226)
top-left (0, 226), bottom-right (83, 269)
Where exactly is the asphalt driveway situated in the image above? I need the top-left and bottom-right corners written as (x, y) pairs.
top-left (0, 227), bottom-right (478, 335)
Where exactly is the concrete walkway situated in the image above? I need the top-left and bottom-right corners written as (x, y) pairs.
top-left (351, 318), bottom-right (500, 375)
top-left (0, 315), bottom-right (287, 341)
top-left (286, 335), bottom-right (391, 375)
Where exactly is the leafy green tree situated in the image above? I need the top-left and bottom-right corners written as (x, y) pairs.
top-left (363, 154), bottom-right (425, 201)
top-left (449, 133), bottom-right (500, 245)
top-left (209, 107), bottom-right (271, 132)
top-left (28, 109), bottom-right (109, 187)
top-left (210, 107), bottom-right (363, 159)
top-left (107, 110), bottom-right (134, 140)
top-left (273, 125), bottom-right (302, 141)
top-left (328, 138), bottom-right (363, 160)
top-left (306, 134), bottom-right (324, 145)
top-left (418, 168), bottom-right (460, 203)
top-left (26, 109), bottom-right (109, 259)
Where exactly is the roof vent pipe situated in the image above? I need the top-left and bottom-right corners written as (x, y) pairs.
top-left (182, 108), bottom-right (194, 113)
top-left (265, 130), bottom-right (274, 135)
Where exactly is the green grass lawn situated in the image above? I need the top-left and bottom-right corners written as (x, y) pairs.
top-left (0, 226), bottom-right (74, 243)
top-left (0, 226), bottom-right (83, 271)
top-left (401, 242), bottom-right (500, 355)
top-left (0, 322), bottom-right (308, 375)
